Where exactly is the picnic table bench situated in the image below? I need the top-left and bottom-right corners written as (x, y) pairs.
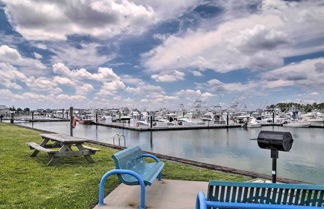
top-left (27, 133), bottom-right (100, 166)
top-left (196, 181), bottom-right (324, 209)
top-left (98, 146), bottom-right (164, 209)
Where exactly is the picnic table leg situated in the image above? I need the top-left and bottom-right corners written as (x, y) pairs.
top-left (47, 156), bottom-right (60, 166)
top-left (31, 138), bottom-right (49, 157)
top-left (76, 144), bottom-right (95, 163)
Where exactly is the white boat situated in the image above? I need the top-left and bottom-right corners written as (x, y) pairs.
top-left (306, 118), bottom-right (324, 127)
top-left (201, 112), bottom-right (214, 121)
top-left (246, 118), bottom-right (261, 128)
top-left (283, 121), bottom-right (310, 128)
top-left (135, 121), bottom-right (149, 127)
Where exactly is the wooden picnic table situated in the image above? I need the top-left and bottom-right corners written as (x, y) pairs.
top-left (27, 133), bottom-right (100, 166)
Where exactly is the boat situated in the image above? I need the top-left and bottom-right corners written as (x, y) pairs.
top-left (201, 112), bottom-right (214, 121)
top-left (283, 121), bottom-right (310, 128)
top-left (78, 115), bottom-right (93, 125)
top-left (135, 121), bottom-right (149, 127)
top-left (243, 117), bottom-right (261, 128)
top-left (247, 118), bottom-right (261, 128)
top-left (307, 118), bottom-right (324, 127)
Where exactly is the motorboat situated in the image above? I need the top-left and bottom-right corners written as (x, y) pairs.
top-left (201, 112), bottom-right (214, 121)
top-left (307, 118), bottom-right (324, 127)
top-left (244, 117), bottom-right (261, 128)
top-left (78, 115), bottom-right (93, 125)
top-left (135, 120), bottom-right (149, 127)
top-left (283, 120), bottom-right (310, 128)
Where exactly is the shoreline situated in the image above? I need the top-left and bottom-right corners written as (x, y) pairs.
top-left (13, 122), bottom-right (310, 184)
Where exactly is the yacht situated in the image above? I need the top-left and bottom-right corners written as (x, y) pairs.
top-left (246, 117), bottom-right (261, 128)
top-left (283, 120), bottom-right (310, 128)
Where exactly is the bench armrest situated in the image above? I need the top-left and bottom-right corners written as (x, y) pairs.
top-left (141, 154), bottom-right (160, 162)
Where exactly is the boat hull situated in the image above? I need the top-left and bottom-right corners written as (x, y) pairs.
top-left (78, 120), bottom-right (93, 125)
top-left (283, 122), bottom-right (310, 128)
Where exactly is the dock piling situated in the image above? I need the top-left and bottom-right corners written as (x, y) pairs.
top-left (10, 112), bottom-right (14, 123)
top-left (70, 106), bottom-right (73, 136)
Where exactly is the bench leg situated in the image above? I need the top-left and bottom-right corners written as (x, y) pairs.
top-left (31, 138), bottom-right (50, 157)
top-left (76, 144), bottom-right (95, 163)
top-left (158, 172), bottom-right (162, 181)
top-left (99, 169), bottom-right (146, 209)
top-left (84, 155), bottom-right (95, 163)
top-left (47, 156), bottom-right (60, 166)
top-left (30, 150), bottom-right (40, 157)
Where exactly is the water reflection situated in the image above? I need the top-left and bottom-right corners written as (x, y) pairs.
top-left (19, 122), bottom-right (324, 184)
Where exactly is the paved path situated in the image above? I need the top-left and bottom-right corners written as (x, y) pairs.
top-left (93, 179), bottom-right (208, 209)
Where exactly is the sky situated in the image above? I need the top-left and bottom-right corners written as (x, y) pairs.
top-left (0, 0), bottom-right (324, 110)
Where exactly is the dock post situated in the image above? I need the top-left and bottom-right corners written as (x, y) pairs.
top-left (70, 106), bottom-right (73, 136)
top-left (10, 112), bottom-right (14, 123)
top-left (226, 113), bottom-right (229, 126)
top-left (272, 111), bottom-right (275, 125)
top-left (96, 112), bottom-right (98, 123)
top-left (31, 111), bottom-right (34, 121)
top-left (150, 115), bottom-right (153, 128)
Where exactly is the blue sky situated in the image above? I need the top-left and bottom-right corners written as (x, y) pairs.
top-left (0, 0), bottom-right (323, 110)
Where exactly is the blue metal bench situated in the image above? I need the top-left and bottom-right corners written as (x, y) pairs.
top-left (98, 146), bottom-right (164, 209)
top-left (196, 181), bottom-right (324, 209)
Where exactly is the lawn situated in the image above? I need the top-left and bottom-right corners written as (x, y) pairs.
top-left (0, 123), bottom-right (249, 209)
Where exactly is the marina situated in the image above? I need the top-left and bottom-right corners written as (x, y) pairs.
top-left (18, 121), bottom-right (324, 184)
top-left (1, 0), bottom-right (324, 208)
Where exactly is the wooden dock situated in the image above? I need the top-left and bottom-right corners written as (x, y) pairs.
top-left (94, 122), bottom-right (323, 131)
top-left (94, 122), bottom-right (243, 131)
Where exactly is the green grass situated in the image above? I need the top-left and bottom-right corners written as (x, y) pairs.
top-left (0, 123), bottom-right (249, 209)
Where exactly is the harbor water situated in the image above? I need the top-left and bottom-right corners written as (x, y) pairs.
top-left (19, 122), bottom-right (324, 184)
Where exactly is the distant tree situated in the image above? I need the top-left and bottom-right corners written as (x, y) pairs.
top-left (267, 102), bottom-right (324, 112)
top-left (16, 108), bottom-right (23, 112)
top-left (24, 108), bottom-right (30, 112)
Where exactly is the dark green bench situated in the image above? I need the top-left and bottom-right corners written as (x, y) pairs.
top-left (196, 181), bottom-right (324, 209)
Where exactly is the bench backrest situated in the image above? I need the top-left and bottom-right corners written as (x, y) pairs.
top-left (112, 146), bottom-right (145, 184)
top-left (208, 181), bottom-right (324, 207)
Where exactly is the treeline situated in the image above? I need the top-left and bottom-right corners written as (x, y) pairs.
top-left (267, 102), bottom-right (324, 112)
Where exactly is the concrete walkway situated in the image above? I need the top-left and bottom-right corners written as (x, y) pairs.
top-left (93, 179), bottom-right (208, 209)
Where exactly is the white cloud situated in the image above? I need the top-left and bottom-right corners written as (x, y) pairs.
top-left (33, 52), bottom-right (42, 59)
top-left (191, 71), bottom-right (203, 77)
top-left (121, 75), bottom-right (145, 85)
top-left (50, 43), bottom-right (114, 67)
top-left (175, 89), bottom-right (214, 101)
top-left (53, 63), bottom-right (120, 81)
top-left (151, 70), bottom-right (185, 82)
top-left (97, 80), bottom-right (126, 96)
top-left (26, 77), bottom-right (62, 93)
top-left (0, 63), bottom-right (27, 89)
top-left (206, 79), bottom-right (257, 92)
top-left (2, 0), bottom-right (199, 41)
top-left (143, 0), bottom-right (324, 73)
top-left (261, 58), bottom-right (324, 89)
top-left (53, 76), bottom-right (75, 87)
top-left (0, 45), bottom-right (46, 75)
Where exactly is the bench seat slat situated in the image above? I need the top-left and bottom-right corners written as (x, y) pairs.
top-left (82, 145), bottom-right (100, 152)
top-left (27, 142), bottom-right (57, 153)
top-left (206, 181), bottom-right (324, 208)
top-left (120, 162), bottom-right (164, 185)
